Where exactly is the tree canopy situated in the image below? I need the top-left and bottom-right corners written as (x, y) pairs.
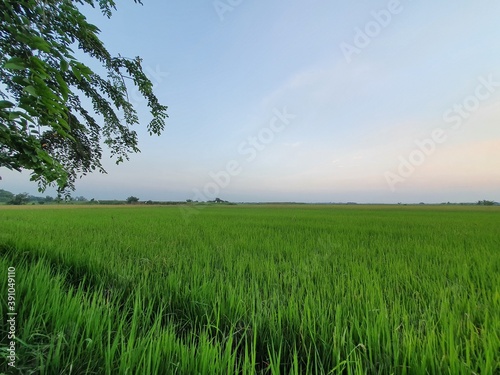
top-left (126, 195), bottom-right (139, 204)
top-left (0, 0), bottom-right (168, 193)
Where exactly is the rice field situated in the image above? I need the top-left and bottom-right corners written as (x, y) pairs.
top-left (0, 204), bottom-right (499, 374)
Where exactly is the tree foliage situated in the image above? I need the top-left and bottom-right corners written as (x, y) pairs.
top-left (126, 195), bottom-right (139, 204)
top-left (0, 0), bottom-right (168, 193)
top-left (0, 188), bottom-right (14, 202)
top-left (7, 192), bottom-right (29, 205)
top-left (477, 200), bottom-right (495, 206)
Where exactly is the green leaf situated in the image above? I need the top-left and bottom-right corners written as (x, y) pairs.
top-left (71, 64), bottom-right (82, 81)
top-left (18, 103), bottom-right (38, 116)
top-left (30, 36), bottom-right (51, 53)
top-left (73, 62), bottom-right (93, 78)
top-left (4, 57), bottom-right (26, 70)
top-left (58, 117), bottom-right (70, 131)
top-left (0, 100), bottom-right (14, 109)
top-left (8, 111), bottom-right (21, 121)
top-left (12, 76), bottom-right (29, 85)
top-left (29, 56), bottom-right (45, 69)
top-left (60, 59), bottom-right (69, 72)
top-left (55, 72), bottom-right (69, 101)
top-left (24, 86), bottom-right (38, 97)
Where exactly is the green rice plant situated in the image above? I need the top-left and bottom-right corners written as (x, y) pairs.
top-left (0, 204), bottom-right (499, 374)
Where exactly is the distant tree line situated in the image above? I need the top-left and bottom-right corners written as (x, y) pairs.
top-left (477, 200), bottom-right (496, 206)
top-left (0, 188), bottom-right (89, 205)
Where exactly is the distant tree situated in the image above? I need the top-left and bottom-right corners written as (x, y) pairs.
top-left (45, 195), bottom-right (54, 202)
top-left (75, 196), bottom-right (87, 202)
top-left (27, 194), bottom-right (45, 203)
top-left (0, 189), bottom-right (14, 202)
top-left (214, 197), bottom-right (228, 203)
top-left (126, 196), bottom-right (139, 204)
top-left (7, 192), bottom-right (29, 205)
top-left (477, 200), bottom-right (494, 206)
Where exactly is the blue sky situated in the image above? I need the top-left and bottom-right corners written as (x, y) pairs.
top-left (2, 0), bottom-right (500, 203)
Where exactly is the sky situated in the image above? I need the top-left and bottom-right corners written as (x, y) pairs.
top-left (2, 0), bottom-right (500, 203)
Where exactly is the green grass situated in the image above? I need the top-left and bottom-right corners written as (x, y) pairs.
top-left (1, 205), bottom-right (499, 374)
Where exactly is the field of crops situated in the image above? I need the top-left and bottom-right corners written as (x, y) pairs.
top-left (0, 204), bottom-right (499, 374)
